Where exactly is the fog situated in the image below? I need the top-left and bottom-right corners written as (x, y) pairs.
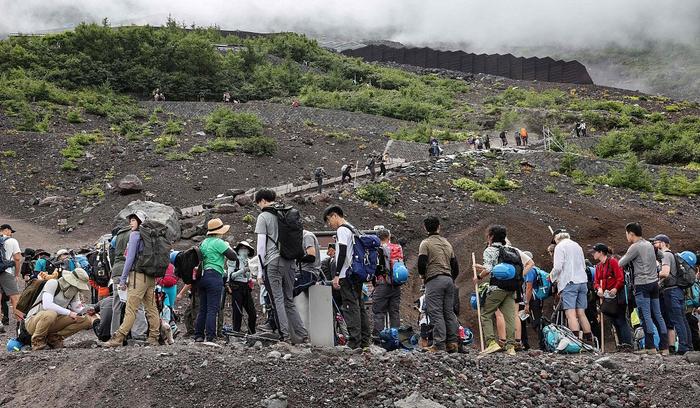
top-left (2, 0), bottom-right (699, 52)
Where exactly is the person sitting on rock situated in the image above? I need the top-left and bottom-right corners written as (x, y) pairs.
top-left (24, 268), bottom-right (98, 350)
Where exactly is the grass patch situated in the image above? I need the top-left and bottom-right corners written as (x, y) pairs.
top-left (66, 108), bottom-right (85, 124)
top-left (1, 150), bottom-right (17, 158)
top-left (484, 169), bottom-right (520, 190)
top-left (472, 189), bottom-right (507, 205)
top-left (356, 182), bottom-right (398, 206)
top-left (239, 137), bottom-right (277, 156)
top-left (208, 138), bottom-right (240, 152)
top-left (580, 185), bottom-right (596, 196)
top-left (242, 214), bottom-right (256, 224)
top-left (326, 131), bottom-right (351, 142)
top-left (204, 108), bottom-right (263, 138)
top-left (189, 145), bottom-right (208, 154)
top-left (453, 177), bottom-right (486, 191)
top-left (80, 183), bottom-right (105, 198)
top-left (163, 119), bottom-right (184, 135)
top-left (154, 134), bottom-right (178, 150)
top-left (544, 184), bottom-right (558, 194)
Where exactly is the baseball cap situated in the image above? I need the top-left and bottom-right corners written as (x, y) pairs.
top-left (0, 224), bottom-right (16, 233)
top-left (592, 243), bottom-right (610, 254)
top-left (652, 234), bottom-right (671, 244)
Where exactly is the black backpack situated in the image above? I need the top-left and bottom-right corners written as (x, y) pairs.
top-left (491, 246), bottom-right (524, 292)
top-left (262, 205), bottom-right (305, 261)
top-left (174, 246), bottom-right (203, 285)
top-left (673, 253), bottom-right (697, 289)
top-left (134, 221), bottom-right (171, 278)
top-left (92, 244), bottom-right (112, 287)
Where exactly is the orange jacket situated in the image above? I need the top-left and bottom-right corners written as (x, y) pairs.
top-left (520, 128), bottom-right (528, 137)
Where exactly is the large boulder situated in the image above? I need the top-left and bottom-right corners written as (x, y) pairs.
top-left (235, 194), bottom-right (253, 207)
top-left (115, 200), bottom-right (181, 243)
top-left (117, 175), bottom-right (144, 195)
top-left (39, 195), bottom-right (71, 207)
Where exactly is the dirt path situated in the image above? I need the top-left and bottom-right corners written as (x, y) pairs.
top-left (0, 212), bottom-right (98, 252)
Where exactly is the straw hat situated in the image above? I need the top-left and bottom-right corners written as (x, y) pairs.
top-left (62, 268), bottom-right (90, 291)
top-left (207, 218), bottom-right (230, 236)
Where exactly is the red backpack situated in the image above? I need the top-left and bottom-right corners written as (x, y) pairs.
top-left (159, 264), bottom-right (178, 287)
top-left (388, 243), bottom-right (404, 269)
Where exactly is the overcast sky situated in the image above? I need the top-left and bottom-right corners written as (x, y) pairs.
top-left (2, 0), bottom-right (699, 52)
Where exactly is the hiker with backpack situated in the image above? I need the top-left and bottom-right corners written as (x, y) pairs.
top-left (514, 130), bottom-right (521, 147)
top-left (592, 243), bottom-right (633, 350)
top-left (550, 229), bottom-right (596, 347)
top-left (520, 128), bottom-right (528, 146)
top-left (295, 230), bottom-right (322, 297)
top-left (1, 224), bottom-right (23, 324)
top-left (522, 251), bottom-right (550, 351)
top-left (109, 223), bottom-right (131, 335)
top-left (653, 234), bottom-right (694, 354)
top-left (157, 262), bottom-right (178, 309)
top-left (314, 167), bottom-right (327, 194)
top-left (372, 228), bottom-right (404, 339)
top-left (379, 153), bottom-right (389, 177)
top-left (23, 268), bottom-right (97, 350)
top-left (341, 164), bottom-right (353, 185)
top-left (366, 156), bottom-right (377, 181)
top-left (103, 211), bottom-right (165, 347)
top-left (256, 189), bottom-right (309, 344)
top-left (323, 205), bottom-right (373, 349)
top-left (499, 131), bottom-right (507, 147)
top-left (417, 216), bottom-right (460, 353)
top-left (30, 249), bottom-right (51, 280)
top-left (474, 225), bottom-right (533, 355)
top-left (618, 223), bottom-right (669, 355)
top-left (226, 241), bottom-right (258, 334)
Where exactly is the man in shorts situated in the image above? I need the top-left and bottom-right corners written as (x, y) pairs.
top-left (0, 224), bottom-right (23, 327)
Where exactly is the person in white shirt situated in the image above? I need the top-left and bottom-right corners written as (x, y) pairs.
top-left (550, 229), bottom-right (594, 344)
top-left (1, 224), bottom-right (23, 325)
top-left (24, 268), bottom-right (97, 350)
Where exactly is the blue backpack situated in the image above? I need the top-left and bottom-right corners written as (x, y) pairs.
top-left (686, 282), bottom-right (700, 308)
top-left (543, 324), bottom-right (584, 353)
top-left (342, 224), bottom-right (381, 282)
top-left (392, 261), bottom-right (409, 285)
top-left (532, 267), bottom-right (552, 301)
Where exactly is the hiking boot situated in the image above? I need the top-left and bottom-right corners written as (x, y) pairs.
top-left (446, 342), bottom-right (459, 354)
top-left (102, 332), bottom-right (126, 348)
top-left (423, 345), bottom-right (443, 353)
top-left (660, 349), bottom-right (669, 356)
top-left (0, 322), bottom-right (5, 334)
top-left (258, 322), bottom-right (275, 332)
top-left (146, 337), bottom-right (160, 347)
top-left (47, 334), bottom-right (65, 349)
top-left (514, 340), bottom-right (524, 352)
top-left (418, 337), bottom-right (431, 349)
top-left (505, 345), bottom-right (516, 356)
top-left (194, 336), bottom-right (205, 343)
top-left (31, 336), bottom-right (48, 351)
top-left (481, 340), bottom-right (503, 355)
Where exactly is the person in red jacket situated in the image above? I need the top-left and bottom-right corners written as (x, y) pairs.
top-left (592, 243), bottom-right (633, 350)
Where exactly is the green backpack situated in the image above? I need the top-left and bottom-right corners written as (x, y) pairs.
top-left (134, 221), bottom-right (171, 278)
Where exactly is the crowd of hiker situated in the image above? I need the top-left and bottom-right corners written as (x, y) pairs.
top-left (3, 205), bottom-right (700, 356)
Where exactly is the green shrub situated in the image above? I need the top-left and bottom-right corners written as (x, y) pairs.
top-left (61, 132), bottom-right (100, 159)
top-left (154, 135), bottom-right (177, 150)
top-left (559, 153), bottom-right (578, 175)
top-left (1, 150), bottom-right (17, 157)
top-left (606, 157), bottom-right (653, 191)
top-left (549, 171), bottom-right (561, 177)
top-left (208, 138), bottom-right (240, 152)
top-left (61, 160), bottom-right (79, 171)
top-left (163, 119), bottom-right (184, 135)
top-left (580, 185), bottom-right (596, 196)
top-left (165, 152), bottom-right (193, 161)
top-left (327, 131), bottom-right (350, 142)
top-left (472, 189), bottom-right (507, 205)
top-left (80, 184), bottom-right (105, 198)
top-left (393, 211), bottom-right (407, 221)
top-left (656, 170), bottom-right (700, 196)
top-left (453, 177), bottom-right (486, 191)
top-left (242, 214), bottom-right (256, 224)
top-left (116, 120), bottom-right (139, 137)
top-left (204, 108), bottom-right (263, 138)
top-left (485, 169), bottom-right (520, 190)
top-left (356, 182), bottom-right (398, 206)
top-left (544, 184), bottom-right (558, 194)
top-left (239, 136), bottom-right (277, 156)
top-left (66, 108), bottom-right (85, 123)
top-left (189, 145), bottom-right (208, 154)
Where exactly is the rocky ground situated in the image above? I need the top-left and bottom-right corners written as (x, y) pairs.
top-left (1, 334), bottom-right (699, 408)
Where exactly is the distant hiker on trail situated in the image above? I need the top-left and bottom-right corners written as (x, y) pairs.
top-left (475, 136), bottom-right (483, 151)
top-left (379, 153), bottom-right (389, 177)
top-left (484, 134), bottom-right (491, 150)
top-left (366, 156), bottom-right (377, 181)
top-left (24, 268), bottom-right (97, 350)
top-left (153, 89), bottom-right (165, 102)
top-left (514, 130), bottom-right (521, 146)
top-left (314, 167), bottom-right (327, 194)
top-left (520, 128), bottom-right (529, 146)
top-left (574, 122), bottom-right (581, 137)
top-left (550, 229), bottom-right (595, 347)
top-left (324, 205), bottom-right (371, 349)
top-left (103, 211), bottom-right (161, 347)
top-left (580, 122), bottom-right (587, 137)
top-left (618, 222), bottom-right (669, 355)
top-left (499, 131), bottom-right (508, 147)
top-left (417, 216), bottom-right (459, 352)
top-left (474, 225), bottom-right (533, 355)
top-left (223, 91), bottom-right (231, 103)
top-left (255, 189), bottom-right (309, 344)
top-left (429, 137), bottom-right (441, 157)
top-left (1, 224), bottom-right (23, 323)
top-left (341, 164), bottom-right (353, 185)
top-left (291, 100), bottom-right (300, 108)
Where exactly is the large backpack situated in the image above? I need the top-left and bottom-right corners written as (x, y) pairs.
top-left (673, 253), bottom-right (697, 289)
top-left (15, 280), bottom-right (60, 315)
top-left (685, 282), bottom-right (700, 308)
top-left (134, 221), bottom-right (171, 278)
top-left (0, 237), bottom-right (16, 272)
top-left (542, 324), bottom-right (589, 354)
top-left (532, 267), bottom-right (552, 301)
top-left (341, 224), bottom-right (381, 283)
top-left (92, 244), bottom-right (111, 287)
top-left (173, 246), bottom-right (202, 285)
top-left (262, 205), bottom-right (305, 261)
top-left (490, 246), bottom-right (523, 292)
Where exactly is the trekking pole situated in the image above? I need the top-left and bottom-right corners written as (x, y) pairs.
top-left (600, 305), bottom-right (605, 353)
top-left (472, 252), bottom-right (485, 352)
top-left (547, 226), bottom-right (554, 235)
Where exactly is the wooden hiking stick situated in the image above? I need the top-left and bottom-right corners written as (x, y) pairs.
top-left (472, 252), bottom-right (485, 352)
